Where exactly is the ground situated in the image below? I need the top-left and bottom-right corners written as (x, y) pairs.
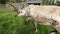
top-left (0, 7), bottom-right (58, 34)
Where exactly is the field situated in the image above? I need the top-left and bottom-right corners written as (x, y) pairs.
top-left (0, 7), bottom-right (58, 34)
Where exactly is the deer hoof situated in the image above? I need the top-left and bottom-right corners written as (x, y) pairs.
top-left (35, 29), bottom-right (38, 33)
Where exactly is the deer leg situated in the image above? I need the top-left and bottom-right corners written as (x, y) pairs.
top-left (54, 25), bottom-right (60, 34)
top-left (24, 16), bottom-right (31, 27)
top-left (24, 21), bottom-right (27, 27)
top-left (34, 21), bottom-right (38, 33)
top-left (49, 32), bottom-right (56, 34)
top-left (49, 29), bottom-right (57, 34)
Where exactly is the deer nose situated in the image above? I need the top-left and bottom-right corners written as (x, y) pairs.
top-left (18, 14), bottom-right (20, 16)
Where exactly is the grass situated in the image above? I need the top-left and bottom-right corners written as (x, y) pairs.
top-left (0, 7), bottom-right (58, 34)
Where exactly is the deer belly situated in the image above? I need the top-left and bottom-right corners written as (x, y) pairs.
top-left (37, 17), bottom-right (46, 22)
top-left (33, 15), bottom-right (48, 23)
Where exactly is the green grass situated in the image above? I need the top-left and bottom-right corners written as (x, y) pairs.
top-left (0, 8), bottom-right (58, 34)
